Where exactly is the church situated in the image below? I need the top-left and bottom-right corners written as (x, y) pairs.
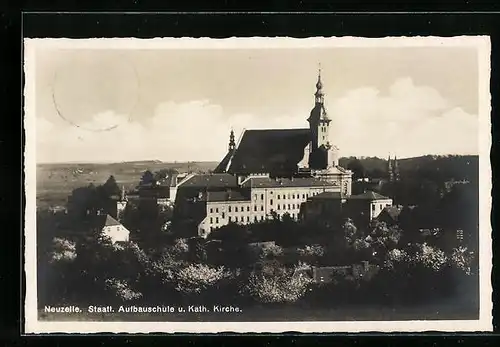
top-left (172, 69), bottom-right (354, 237)
top-left (215, 68), bottom-right (352, 192)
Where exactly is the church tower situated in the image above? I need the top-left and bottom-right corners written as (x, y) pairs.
top-left (387, 155), bottom-right (394, 182)
top-left (228, 129), bottom-right (236, 151)
top-left (393, 155), bottom-right (400, 181)
top-left (308, 66), bottom-right (333, 170)
top-left (308, 66), bottom-right (332, 152)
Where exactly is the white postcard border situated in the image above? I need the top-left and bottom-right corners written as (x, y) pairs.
top-left (24, 36), bottom-right (493, 333)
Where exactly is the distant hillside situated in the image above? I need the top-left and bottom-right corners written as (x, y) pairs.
top-left (340, 155), bottom-right (479, 182)
top-left (36, 161), bottom-right (219, 208)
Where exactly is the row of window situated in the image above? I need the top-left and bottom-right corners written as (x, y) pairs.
top-left (371, 203), bottom-right (391, 212)
top-left (277, 203), bottom-right (301, 211)
top-left (208, 192), bottom-right (325, 215)
top-left (252, 191), bottom-right (322, 202)
top-left (209, 213), bottom-right (298, 226)
top-left (210, 215), bottom-right (265, 225)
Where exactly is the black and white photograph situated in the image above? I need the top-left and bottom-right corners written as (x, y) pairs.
top-left (24, 36), bottom-right (492, 333)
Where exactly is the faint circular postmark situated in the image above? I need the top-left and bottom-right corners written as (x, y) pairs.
top-left (51, 52), bottom-right (140, 132)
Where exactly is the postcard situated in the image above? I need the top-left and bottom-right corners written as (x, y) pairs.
top-left (24, 36), bottom-right (492, 333)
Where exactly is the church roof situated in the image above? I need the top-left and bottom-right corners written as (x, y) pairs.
top-left (348, 191), bottom-right (391, 201)
top-left (213, 150), bottom-right (233, 174)
top-left (181, 173), bottom-right (238, 189)
top-left (240, 176), bottom-right (335, 188)
top-left (226, 128), bottom-right (310, 174)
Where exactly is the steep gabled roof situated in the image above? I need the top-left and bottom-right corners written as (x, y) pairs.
top-left (226, 128), bottom-right (310, 174)
top-left (213, 151), bottom-right (233, 174)
top-left (348, 191), bottom-right (391, 201)
top-left (93, 214), bottom-right (122, 229)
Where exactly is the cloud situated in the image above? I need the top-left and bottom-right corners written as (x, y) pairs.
top-left (36, 77), bottom-right (479, 163)
top-left (330, 77), bottom-right (478, 158)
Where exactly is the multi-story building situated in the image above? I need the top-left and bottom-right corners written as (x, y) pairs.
top-left (302, 190), bottom-right (393, 227)
top-left (173, 69), bottom-right (353, 237)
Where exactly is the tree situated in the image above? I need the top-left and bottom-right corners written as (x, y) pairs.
top-left (140, 170), bottom-right (156, 186)
top-left (450, 246), bottom-right (475, 275)
top-left (347, 158), bottom-right (366, 179)
top-left (49, 237), bottom-right (77, 263)
top-left (102, 175), bottom-right (121, 197)
top-left (173, 263), bottom-right (235, 301)
top-left (243, 264), bottom-right (312, 304)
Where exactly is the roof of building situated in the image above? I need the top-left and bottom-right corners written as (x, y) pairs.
top-left (377, 206), bottom-right (403, 221)
top-left (348, 191), bottom-right (391, 201)
top-left (94, 214), bottom-right (122, 228)
top-left (309, 191), bottom-right (342, 200)
top-left (240, 176), bottom-right (337, 189)
top-left (226, 128), bottom-right (311, 174)
top-left (213, 151), bottom-right (233, 174)
top-left (158, 174), bottom-right (179, 187)
top-left (180, 173), bottom-right (238, 189)
top-left (204, 190), bottom-right (250, 202)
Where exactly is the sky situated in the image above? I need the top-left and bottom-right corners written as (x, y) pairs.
top-left (33, 43), bottom-right (481, 163)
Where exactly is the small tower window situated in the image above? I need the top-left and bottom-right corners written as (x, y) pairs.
top-left (229, 206), bottom-right (232, 212)
top-left (254, 206), bottom-right (257, 211)
top-left (261, 206), bottom-right (264, 211)
top-left (261, 194), bottom-right (264, 200)
top-left (270, 199), bottom-right (273, 206)
top-left (247, 206), bottom-right (250, 212)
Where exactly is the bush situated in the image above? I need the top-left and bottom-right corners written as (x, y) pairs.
top-left (50, 237), bottom-right (77, 263)
top-left (105, 278), bottom-right (143, 302)
top-left (242, 264), bottom-right (312, 304)
top-left (173, 263), bottom-right (235, 295)
top-left (450, 246), bottom-right (475, 275)
top-left (415, 243), bottom-right (448, 272)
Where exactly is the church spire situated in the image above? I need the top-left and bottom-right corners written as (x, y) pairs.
top-left (388, 154), bottom-right (394, 182)
top-left (228, 129), bottom-right (236, 151)
top-left (315, 64), bottom-right (324, 105)
top-left (393, 155), bottom-right (400, 181)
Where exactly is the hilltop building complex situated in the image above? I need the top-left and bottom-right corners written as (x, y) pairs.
top-left (172, 69), bottom-right (358, 237)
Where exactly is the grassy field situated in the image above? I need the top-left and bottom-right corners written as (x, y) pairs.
top-left (36, 161), bottom-right (219, 209)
